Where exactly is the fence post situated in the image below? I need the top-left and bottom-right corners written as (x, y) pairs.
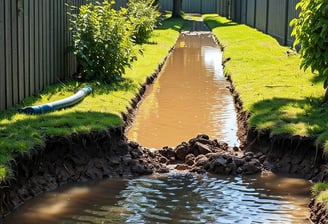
top-left (265, 0), bottom-right (269, 33)
top-left (284, 0), bottom-right (289, 46)
top-left (254, 0), bottom-right (257, 27)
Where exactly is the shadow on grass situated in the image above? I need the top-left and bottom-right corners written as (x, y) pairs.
top-left (249, 96), bottom-right (328, 137)
top-left (203, 15), bottom-right (240, 30)
top-left (157, 17), bottom-right (189, 32)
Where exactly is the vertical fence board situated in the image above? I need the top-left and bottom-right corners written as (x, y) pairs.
top-left (59, 0), bottom-right (64, 80)
top-left (45, 0), bottom-right (50, 86)
top-left (29, 0), bottom-right (35, 95)
top-left (246, 0), bottom-right (255, 27)
top-left (54, 0), bottom-right (59, 82)
top-left (0, 0), bottom-right (5, 109)
top-left (18, 0), bottom-right (25, 102)
top-left (39, 0), bottom-right (43, 91)
top-left (11, 0), bottom-right (19, 105)
top-left (50, 0), bottom-right (54, 84)
top-left (267, 0), bottom-right (286, 44)
top-left (255, 0), bottom-right (267, 32)
top-left (35, 0), bottom-right (40, 92)
top-left (5, 0), bottom-right (12, 108)
top-left (23, 0), bottom-right (30, 98)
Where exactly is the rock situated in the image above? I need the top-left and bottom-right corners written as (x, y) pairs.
top-left (176, 164), bottom-right (189, 170)
top-left (193, 142), bottom-right (212, 156)
top-left (242, 159), bottom-right (261, 175)
top-left (159, 156), bottom-right (169, 164)
top-left (234, 158), bottom-right (245, 167)
top-left (185, 154), bottom-right (195, 166)
top-left (174, 143), bottom-right (191, 161)
top-left (254, 152), bottom-right (263, 158)
top-left (195, 155), bottom-right (208, 166)
top-left (244, 151), bottom-right (254, 158)
top-left (159, 147), bottom-right (176, 159)
top-left (197, 134), bottom-right (209, 140)
top-left (258, 155), bottom-right (266, 163)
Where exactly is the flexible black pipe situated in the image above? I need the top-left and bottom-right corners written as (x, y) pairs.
top-left (18, 86), bottom-right (92, 115)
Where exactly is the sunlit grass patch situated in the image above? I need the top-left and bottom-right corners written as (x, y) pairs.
top-left (203, 14), bottom-right (327, 140)
top-left (312, 182), bottom-right (328, 208)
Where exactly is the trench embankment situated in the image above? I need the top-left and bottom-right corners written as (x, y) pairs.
top-left (0, 19), bottom-right (327, 223)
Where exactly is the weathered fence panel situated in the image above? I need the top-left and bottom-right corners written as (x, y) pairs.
top-left (229, 0), bottom-right (299, 46)
top-left (202, 0), bottom-right (217, 14)
top-left (255, 0), bottom-right (268, 33)
top-left (0, 0), bottom-right (5, 110)
top-left (246, 0), bottom-right (255, 27)
top-left (267, 0), bottom-right (287, 44)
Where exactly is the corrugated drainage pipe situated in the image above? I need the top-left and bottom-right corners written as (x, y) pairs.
top-left (18, 86), bottom-right (92, 115)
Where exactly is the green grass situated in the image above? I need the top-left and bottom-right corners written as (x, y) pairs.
top-left (0, 16), bottom-right (185, 181)
top-left (312, 182), bottom-right (328, 208)
top-left (203, 14), bottom-right (328, 152)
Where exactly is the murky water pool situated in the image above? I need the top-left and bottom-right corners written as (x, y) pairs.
top-left (126, 32), bottom-right (239, 148)
top-left (5, 172), bottom-right (311, 223)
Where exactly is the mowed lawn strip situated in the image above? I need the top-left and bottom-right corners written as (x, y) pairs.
top-left (0, 17), bottom-right (185, 181)
top-left (203, 14), bottom-right (328, 152)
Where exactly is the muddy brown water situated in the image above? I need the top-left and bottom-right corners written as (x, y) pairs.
top-left (126, 32), bottom-right (239, 148)
top-left (5, 33), bottom-right (312, 223)
top-left (5, 172), bottom-right (311, 223)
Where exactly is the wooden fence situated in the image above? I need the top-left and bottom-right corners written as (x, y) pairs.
top-left (0, 0), bottom-right (299, 111)
top-left (0, 0), bottom-right (127, 111)
top-left (228, 0), bottom-right (300, 46)
top-left (159, 0), bottom-right (300, 46)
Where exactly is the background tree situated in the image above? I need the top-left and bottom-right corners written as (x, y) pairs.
top-left (291, 0), bottom-right (328, 100)
top-left (172, 0), bottom-right (182, 18)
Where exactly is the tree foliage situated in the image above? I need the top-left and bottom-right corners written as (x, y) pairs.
top-left (127, 0), bottom-right (160, 44)
top-left (291, 0), bottom-right (328, 89)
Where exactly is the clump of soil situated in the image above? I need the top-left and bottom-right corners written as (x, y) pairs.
top-left (309, 198), bottom-right (328, 224)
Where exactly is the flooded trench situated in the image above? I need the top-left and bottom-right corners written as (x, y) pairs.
top-left (126, 32), bottom-right (239, 148)
top-left (5, 33), bottom-right (312, 223)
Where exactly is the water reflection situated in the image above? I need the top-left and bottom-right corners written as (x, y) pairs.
top-left (6, 173), bottom-right (311, 223)
top-left (126, 33), bottom-right (239, 148)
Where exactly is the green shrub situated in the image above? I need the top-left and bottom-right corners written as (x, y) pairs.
top-left (312, 182), bottom-right (328, 196)
top-left (68, 1), bottom-right (137, 82)
top-left (127, 0), bottom-right (161, 44)
top-left (290, 1), bottom-right (328, 94)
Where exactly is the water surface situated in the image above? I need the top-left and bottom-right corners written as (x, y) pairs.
top-left (5, 172), bottom-right (311, 223)
top-left (126, 33), bottom-right (239, 148)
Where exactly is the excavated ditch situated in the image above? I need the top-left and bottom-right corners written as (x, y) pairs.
top-left (1, 25), bottom-right (328, 223)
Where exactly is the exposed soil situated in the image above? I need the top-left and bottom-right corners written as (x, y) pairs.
top-left (1, 21), bottom-right (328, 223)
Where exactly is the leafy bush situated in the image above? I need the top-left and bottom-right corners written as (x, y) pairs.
top-left (68, 1), bottom-right (137, 82)
top-left (290, 1), bottom-right (328, 92)
top-left (127, 0), bottom-right (161, 44)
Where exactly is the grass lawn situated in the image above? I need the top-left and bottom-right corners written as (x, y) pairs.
top-left (0, 16), bottom-right (186, 181)
top-left (203, 14), bottom-right (328, 152)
